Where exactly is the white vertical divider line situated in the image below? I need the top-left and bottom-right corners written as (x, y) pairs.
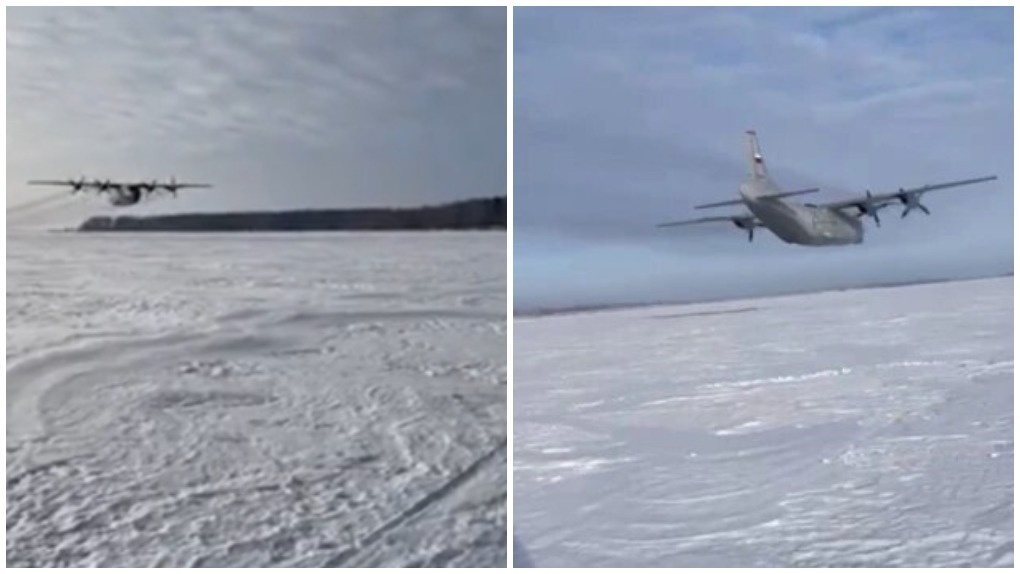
top-left (1011, 2), bottom-right (1019, 530)
top-left (505, 3), bottom-right (515, 568)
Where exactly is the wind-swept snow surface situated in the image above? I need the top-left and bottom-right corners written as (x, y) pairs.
top-left (7, 231), bottom-right (506, 567)
top-left (514, 277), bottom-right (1012, 567)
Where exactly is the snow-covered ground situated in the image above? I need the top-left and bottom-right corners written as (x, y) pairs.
top-left (7, 231), bottom-right (507, 567)
top-left (514, 277), bottom-right (1012, 567)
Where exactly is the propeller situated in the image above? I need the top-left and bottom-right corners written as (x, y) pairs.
top-left (70, 176), bottom-right (87, 194)
top-left (747, 227), bottom-right (754, 242)
top-left (858, 189), bottom-right (882, 227)
top-left (898, 188), bottom-right (930, 218)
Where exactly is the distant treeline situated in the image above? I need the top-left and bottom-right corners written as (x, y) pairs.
top-left (79, 196), bottom-right (506, 232)
top-left (514, 273), bottom-right (1012, 317)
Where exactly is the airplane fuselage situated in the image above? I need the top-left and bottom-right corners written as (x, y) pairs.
top-left (740, 177), bottom-right (863, 246)
top-left (657, 130), bottom-right (997, 245)
top-left (27, 177), bottom-right (209, 207)
top-left (109, 187), bottom-right (143, 206)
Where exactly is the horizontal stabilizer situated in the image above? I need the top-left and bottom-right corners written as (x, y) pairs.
top-left (772, 187), bottom-right (820, 199)
top-left (694, 187), bottom-right (820, 209)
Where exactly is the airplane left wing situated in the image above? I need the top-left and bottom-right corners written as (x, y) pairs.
top-left (821, 175), bottom-right (998, 220)
top-left (27, 178), bottom-right (95, 193)
top-left (656, 214), bottom-right (758, 228)
top-left (28, 179), bottom-right (87, 187)
top-left (657, 214), bottom-right (762, 241)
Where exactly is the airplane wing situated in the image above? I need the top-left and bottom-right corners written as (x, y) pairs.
top-left (657, 213), bottom-right (762, 241)
top-left (656, 214), bottom-right (760, 228)
top-left (167, 183), bottom-right (212, 189)
top-left (28, 179), bottom-right (80, 186)
top-left (695, 187), bottom-right (820, 209)
top-left (821, 175), bottom-right (998, 216)
top-left (27, 179), bottom-right (99, 192)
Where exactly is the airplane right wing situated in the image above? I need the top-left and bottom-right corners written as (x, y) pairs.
top-left (820, 175), bottom-right (998, 219)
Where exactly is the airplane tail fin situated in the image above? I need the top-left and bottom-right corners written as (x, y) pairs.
top-left (746, 130), bottom-right (768, 179)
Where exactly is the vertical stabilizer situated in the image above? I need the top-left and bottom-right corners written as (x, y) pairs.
top-left (746, 129), bottom-right (768, 179)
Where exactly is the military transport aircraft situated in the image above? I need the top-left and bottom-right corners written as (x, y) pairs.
top-left (657, 130), bottom-right (997, 245)
top-left (28, 177), bottom-right (211, 207)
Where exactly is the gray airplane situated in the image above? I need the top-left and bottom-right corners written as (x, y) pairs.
top-left (28, 177), bottom-right (211, 207)
top-left (657, 130), bottom-right (997, 245)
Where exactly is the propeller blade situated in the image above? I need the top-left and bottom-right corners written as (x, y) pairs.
top-left (919, 204), bottom-right (930, 215)
top-left (748, 227), bottom-right (754, 242)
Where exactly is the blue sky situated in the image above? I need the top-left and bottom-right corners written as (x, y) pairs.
top-left (514, 7), bottom-right (1012, 311)
top-left (7, 7), bottom-right (506, 222)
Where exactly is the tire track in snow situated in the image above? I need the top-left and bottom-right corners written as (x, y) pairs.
top-left (326, 437), bottom-right (507, 567)
top-left (6, 331), bottom-right (204, 441)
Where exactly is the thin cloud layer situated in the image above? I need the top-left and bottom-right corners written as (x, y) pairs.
top-left (8, 7), bottom-right (506, 217)
top-left (514, 7), bottom-right (1012, 310)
